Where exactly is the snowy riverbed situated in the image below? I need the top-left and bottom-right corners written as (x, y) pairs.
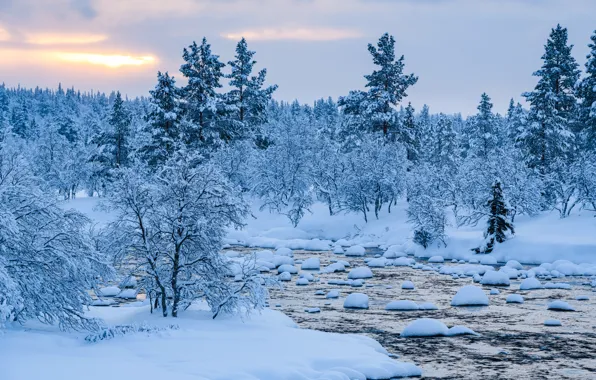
top-left (243, 246), bottom-right (596, 379)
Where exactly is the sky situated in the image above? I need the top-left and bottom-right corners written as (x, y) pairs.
top-left (0, 0), bottom-right (595, 115)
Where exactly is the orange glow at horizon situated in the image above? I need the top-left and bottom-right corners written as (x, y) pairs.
top-left (26, 33), bottom-right (108, 45)
top-left (223, 27), bottom-right (362, 41)
top-left (0, 27), bottom-right (10, 42)
top-left (54, 52), bottom-right (156, 68)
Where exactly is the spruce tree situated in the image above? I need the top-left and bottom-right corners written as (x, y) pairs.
top-left (144, 71), bottom-right (181, 166)
top-left (522, 24), bottom-right (580, 174)
top-left (468, 93), bottom-right (498, 159)
top-left (578, 30), bottom-right (596, 150)
top-left (179, 37), bottom-right (225, 145)
top-left (365, 33), bottom-right (418, 136)
top-left (109, 91), bottom-right (130, 168)
top-left (477, 181), bottom-right (514, 254)
top-left (225, 38), bottom-right (277, 143)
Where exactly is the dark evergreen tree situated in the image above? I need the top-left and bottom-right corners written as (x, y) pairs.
top-left (401, 102), bottom-right (418, 163)
top-left (476, 181), bottom-right (514, 254)
top-left (179, 38), bottom-right (225, 145)
top-left (468, 93), bottom-right (498, 158)
top-left (109, 91), bottom-right (131, 168)
top-left (143, 71), bottom-right (181, 166)
top-left (522, 25), bottom-right (580, 174)
top-left (225, 38), bottom-right (277, 143)
top-left (578, 30), bottom-right (596, 150)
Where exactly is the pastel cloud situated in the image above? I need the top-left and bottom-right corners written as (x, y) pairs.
top-left (222, 27), bottom-right (363, 42)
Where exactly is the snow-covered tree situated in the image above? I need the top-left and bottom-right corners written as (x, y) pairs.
top-left (0, 139), bottom-right (112, 330)
top-left (578, 30), bottom-right (596, 150)
top-left (102, 149), bottom-right (265, 318)
top-left (179, 38), bottom-right (226, 146)
top-left (467, 93), bottom-right (499, 159)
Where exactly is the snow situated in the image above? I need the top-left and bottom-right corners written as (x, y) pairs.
top-left (451, 285), bottom-right (489, 306)
top-left (97, 286), bottom-right (121, 297)
top-left (505, 260), bottom-right (523, 270)
top-left (296, 278), bottom-right (310, 286)
top-left (321, 262), bottom-right (346, 273)
top-left (345, 245), bottom-right (366, 257)
top-left (333, 245), bottom-right (345, 254)
top-left (326, 290), bottom-right (340, 299)
top-left (428, 255), bottom-right (445, 263)
top-left (519, 277), bottom-right (543, 290)
top-left (275, 247), bottom-right (293, 257)
top-left (544, 319), bottom-right (562, 326)
top-left (300, 273), bottom-right (315, 281)
top-left (506, 294), bottom-right (524, 304)
top-left (301, 257), bottom-right (321, 270)
top-left (385, 300), bottom-right (419, 311)
top-left (343, 293), bottom-right (369, 309)
top-left (490, 289), bottom-right (500, 295)
top-left (0, 304), bottom-right (422, 379)
top-left (351, 279), bottom-right (364, 287)
top-left (479, 256), bottom-right (498, 265)
top-left (401, 318), bottom-right (449, 337)
top-left (544, 282), bottom-right (572, 289)
top-left (367, 258), bottom-right (387, 267)
top-left (394, 257), bottom-right (415, 266)
top-left (115, 289), bottom-right (138, 299)
top-left (480, 270), bottom-right (511, 286)
top-left (401, 281), bottom-right (415, 290)
top-left (279, 272), bottom-right (292, 281)
top-left (305, 307), bottom-right (321, 313)
top-left (547, 300), bottom-right (575, 311)
top-left (576, 295), bottom-right (590, 301)
top-left (445, 326), bottom-right (480, 336)
top-left (347, 267), bottom-right (374, 279)
top-left (277, 264), bottom-right (298, 274)
top-left (272, 255), bottom-right (294, 267)
top-left (418, 302), bottom-right (438, 310)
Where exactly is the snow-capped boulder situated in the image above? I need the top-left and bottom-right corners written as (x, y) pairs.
top-left (255, 250), bottom-right (275, 262)
top-left (480, 271), bottom-right (510, 286)
top-left (321, 262), bottom-right (346, 274)
top-left (305, 307), bottom-right (320, 313)
top-left (499, 267), bottom-right (520, 279)
top-left (385, 300), bottom-right (419, 311)
top-left (350, 279), bottom-right (364, 287)
top-left (544, 319), bottom-right (562, 326)
top-left (296, 278), bottom-right (310, 286)
top-left (116, 289), bottom-right (138, 299)
top-left (272, 256), bottom-right (294, 268)
top-left (300, 273), bottom-right (315, 281)
top-left (345, 245), bottom-right (366, 257)
top-left (490, 289), bottom-right (500, 295)
top-left (576, 295), bottom-right (590, 301)
top-left (279, 272), bottom-right (292, 281)
top-left (394, 257), bottom-right (415, 266)
top-left (343, 293), bottom-right (369, 309)
top-left (544, 282), bottom-right (571, 290)
top-left (367, 258), bottom-right (386, 268)
top-left (506, 294), bottom-right (524, 304)
top-left (275, 247), bottom-right (294, 257)
top-left (479, 256), bottom-right (498, 265)
top-left (505, 260), bottom-right (523, 270)
top-left (97, 286), bottom-right (121, 297)
top-left (301, 257), bottom-right (321, 270)
top-left (332, 246), bottom-right (345, 255)
top-left (401, 281), bottom-right (415, 290)
top-left (401, 318), bottom-right (448, 337)
top-left (445, 326), bottom-right (480, 336)
top-left (383, 250), bottom-right (406, 259)
top-left (451, 285), bottom-right (489, 306)
top-left (326, 290), bottom-right (340, 299)
top-left (348, 267), bottom-right (373, 279)
top-left (469, 258), bottom-right (479, 264)
top-left (520, 277), bottom-right (543, 290)
top-left (547, 300), bottom-right (575, 311)
top-left (428, 256), bottom-right (444, 263)
top-left (277, 264), bottom-right (298, 274)
top-left (315, 290), bottom-right (325, 296)
top-left (119, 276), bottom-right (137, 289)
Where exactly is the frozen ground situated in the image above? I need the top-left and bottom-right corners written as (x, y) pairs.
top-left (242, 246), bottom-right (596, 379)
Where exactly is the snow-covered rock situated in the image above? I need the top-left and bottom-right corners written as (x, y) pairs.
top-left (275, 247), bottom-right (293, 257)
top-left (348, 267), bottom-right (373, 279)
top-left (401, 318), bottom-right (449, 337)
top-left (315, 290), bottom-right (325, 296)
top-left (506, 294), bottom-right (524, 304)
top-left (394, 257), bottom-right (415, 266)
top-left (385, 300), bottom-right (419, 311)
top-left (505, 260), bottom-right (523, 270)
top-left (490, 289), bottom-right (500, 295)
top-left (351, 279), bottom-right (364, 287)
top-left (451, 285), bottom-right (489, 306)
top-left (544, 282), bottom-right (571, 290)
top-left (480, 270), bottom-right (510, 286)
top-left (544, 319), bottom-right (562, 326)
top-left (520, 277), bottom-right (543, 290)
top-left (321, 262), bottom-right (346, 274)
top-left (445, 326), bottom-right (480, 336)
top-left (547, 300), bottom-right (575, 311)
top-left (576, 295), bottom-right (590, 301)
top-left (97, 286), bottom-right (121, 297)
top-left (479, 256), bottom-right (498, 265)
top-left (279, 272), bottom-right (292, 281)
top-left (116, 289), bottom-right (138, 299)
top-left (301, 257), bottom-right (321, 270)
top-left (296, 278), bottom-right (310, 286)
top-left (332, 246), bottom-right (344, 255)
top-left (119, 276), bottom-right (137, 289)
top-left (343, 293), bottom-right (369, 309)
top-left (326, 290), bottom-right (340, 299)
top-left (367, 258), bottom-right (386, 268)
top-left (401, 281), bottom-right (415, 290)
top-left (277, 264), bottom-right (298, 274)
top-left (272, 256), bottom-right (294, 268)
top-left (428, 255), bottom-right (444, 263)
top-left (300, 273), bottom-right (315, 281)
top-left (91, 299), bottom-right (116, 306)
top-left (305, 307), bottom-right (320, 313)
top-left (345, 245), bottom-right (366, 257)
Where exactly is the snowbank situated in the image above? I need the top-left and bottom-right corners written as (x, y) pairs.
top-left (0, 304), bottom-right (421, 379)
